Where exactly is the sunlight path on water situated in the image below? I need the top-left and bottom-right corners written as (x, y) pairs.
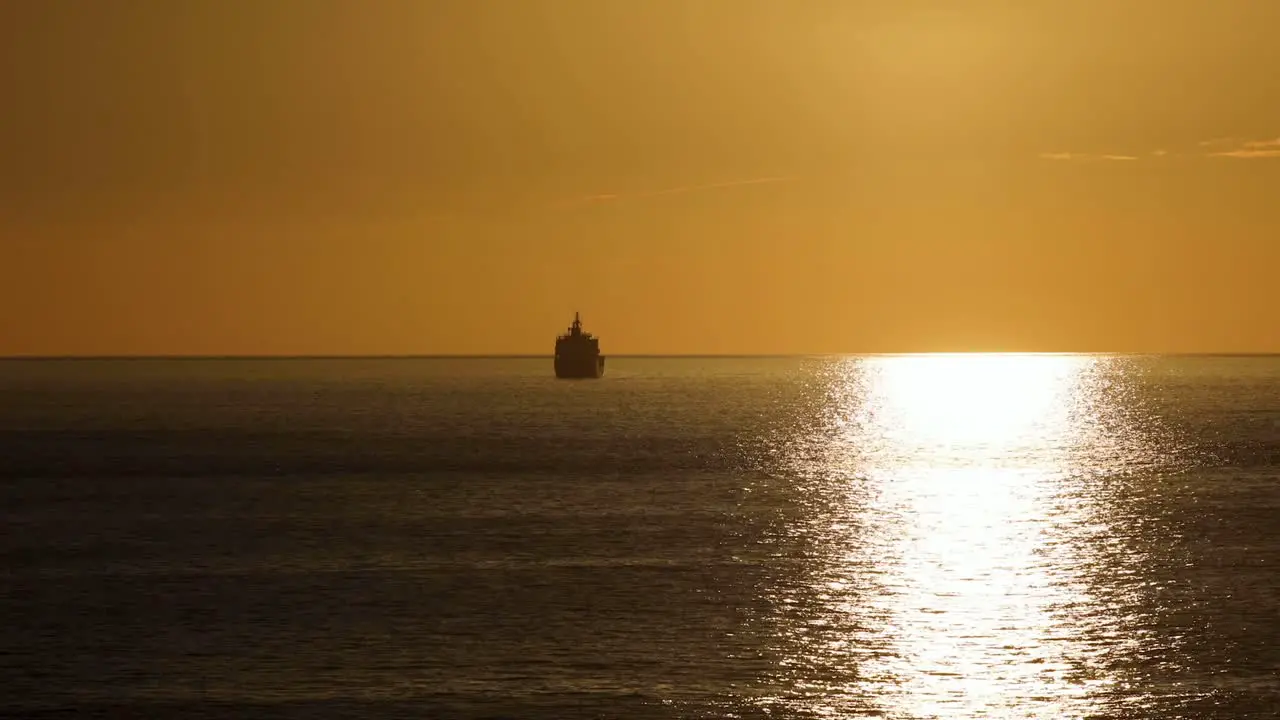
top-left (755, 354), bottom-right (1152, 718)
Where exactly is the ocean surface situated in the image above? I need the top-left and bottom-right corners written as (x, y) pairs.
top-left (2, 355), bottom-right (1278, 719)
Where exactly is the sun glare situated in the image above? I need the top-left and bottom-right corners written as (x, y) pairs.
top-left (864, 353), bottom-right (1083, 459)
top-left (762, 354), bottom-right (1111, 718)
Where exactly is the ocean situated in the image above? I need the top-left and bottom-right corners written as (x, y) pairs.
top-left (2, 355), bottom-right (1278, 719)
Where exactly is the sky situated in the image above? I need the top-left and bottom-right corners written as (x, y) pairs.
top-left (2, 0), bottom-right (1278, 355)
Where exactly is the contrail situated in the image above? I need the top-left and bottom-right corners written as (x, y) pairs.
top-left (562, 175), bottom-right (794, 208)
top-left (633, 175), bottom-right (794, 198)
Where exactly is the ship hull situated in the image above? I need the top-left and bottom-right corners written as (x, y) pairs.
top-left (554, 355), bottom-right (605, 379)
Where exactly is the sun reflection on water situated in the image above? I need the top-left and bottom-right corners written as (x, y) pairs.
top-left (758, 353), bottom-right (1131, 718)
top-left (867, 353), bottom-right (1080, 455)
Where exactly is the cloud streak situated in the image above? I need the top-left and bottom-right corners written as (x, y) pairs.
top-left (1199, 137), bottom-right (1239, 149)
top-left (1038, 152), bottom-right (1137, 162)
top-left (567, 176), bottom-right (796, 207)
top-left (1207, 137), bottom-right (1280, 159)
top-left (1041, 136), bottom-right (1280, 162)
top-left (1210, 148), bottom-right (1280, 159)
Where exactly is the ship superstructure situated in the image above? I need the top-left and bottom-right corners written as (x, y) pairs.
top-left (554, 312), bottom-right (605, 378)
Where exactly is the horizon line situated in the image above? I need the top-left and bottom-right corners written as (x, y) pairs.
top-left (3, 352), bottom-right (1279, 361)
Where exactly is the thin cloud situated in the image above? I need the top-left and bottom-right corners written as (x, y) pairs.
top-left (1038, 152), bottom-right (1136, 162)
top-left (1199, 137), bottom-right (1238, 148)
top-left (1043, 136), bottom-right (1280, 162)
top-left (638, 175), bottom-right (794, 198)
top-left (1210, 148), bottom-right (1280, 159)
top-left (1243, 137), bottom-right (1280, 149)
top-left (561, 175), bottom-right (795, 208)
top-left (1205, 136), bottom-right (1280, 159)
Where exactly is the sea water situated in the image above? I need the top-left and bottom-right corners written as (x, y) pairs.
top-left (2, 355), bottom-right (1278, 718)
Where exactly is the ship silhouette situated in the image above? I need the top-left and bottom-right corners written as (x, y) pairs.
top-left (554, 312), bottom-right (605, 379)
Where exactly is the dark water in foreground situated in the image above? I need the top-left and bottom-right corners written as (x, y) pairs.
top-left (2, 355), bottom-right (1278, 719)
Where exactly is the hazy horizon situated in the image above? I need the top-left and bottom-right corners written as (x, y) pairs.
top-left (4, 1), bottom-right (1278, 356)
top-left (4, 352), bottom-right (1280, 361)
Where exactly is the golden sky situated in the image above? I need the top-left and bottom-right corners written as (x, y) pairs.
top-left (2, 1), bottom-right (1278, 355)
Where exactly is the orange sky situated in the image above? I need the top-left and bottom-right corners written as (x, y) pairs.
top-left (2, 1), bottom-right (1278, 355)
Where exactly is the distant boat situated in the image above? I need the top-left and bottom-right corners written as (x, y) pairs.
top-left (554, 312), bottom-right (605, 379)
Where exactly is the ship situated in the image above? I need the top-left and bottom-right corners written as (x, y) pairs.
top-left (554, 312), bottom-right (606, 378)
